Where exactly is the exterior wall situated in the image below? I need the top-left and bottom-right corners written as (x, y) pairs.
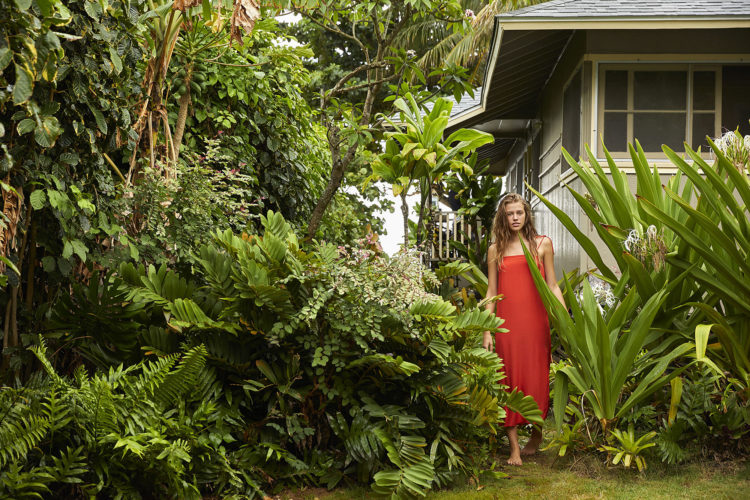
top-left (586, 28), bottom-right (750, 55)
top-left (532, 32), bottom-right (587, 277)
top-left (499, 28), bottom-right (750, 279)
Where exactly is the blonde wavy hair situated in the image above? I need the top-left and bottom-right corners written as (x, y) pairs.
top-left (491, 193), bottom-right (539, 267)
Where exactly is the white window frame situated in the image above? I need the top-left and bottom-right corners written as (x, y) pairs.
top-left (595, 62), bottom-right (721, 159)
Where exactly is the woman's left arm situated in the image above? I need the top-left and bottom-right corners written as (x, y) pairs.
top-left (541, 238), bottom-right (566, 307)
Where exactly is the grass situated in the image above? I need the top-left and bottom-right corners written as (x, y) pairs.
top-left (276, 445), bottom-right (750, 500)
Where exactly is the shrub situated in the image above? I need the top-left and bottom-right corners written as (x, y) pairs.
top-left (19, 211), bottom-right (542, 497)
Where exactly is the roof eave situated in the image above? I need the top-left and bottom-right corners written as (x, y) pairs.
top-left (497, 17), bottom-right (750, 30)
top-left (446, 18), bottom-right (506, 129)
top-left (447, 15), bottom-right (750, 129)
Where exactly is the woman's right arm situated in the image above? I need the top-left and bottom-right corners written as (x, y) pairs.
top-left (482, 245), bottom-right (498, 351)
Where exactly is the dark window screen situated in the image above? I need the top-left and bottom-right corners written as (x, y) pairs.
top-left (563, 69), bottom-right (582, 160)
top-left (604, 70), bottom-right (628, 110)
top-left (693, 71), bottom-right (716, 111)
top-left (603, 112), bottom-right (627, 152)
top-left (634, 113), bottom-right (686, 152)
top-left (691, 113), bottom-right (715, 151)
top-left (634, 71), bottom-right (687, 110)
top-left (722, 65), bottom-right (750, 136)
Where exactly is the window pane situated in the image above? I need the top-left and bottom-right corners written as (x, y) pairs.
top-left (563, 70), bottom-right (582, 160)
top-left (693, 71), bottom-right (715, 111)
top-left (603, 112), bottom-right (627, 152)
top-left (604, 70), bottom-right (628, 110)
top-left (634, 71), bottom-right (687, 110)
top-left (722, 65), bottom-right (750, 136)
top-left (633, 112), bottom-right (686, 152)
top-left (691, 113), bottom-right (715, 151)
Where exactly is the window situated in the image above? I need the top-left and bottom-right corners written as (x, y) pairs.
top-left (598, 64), bottom-right (720, 157)
top-left (722, 65), bottom-right (750, 136)
top-left (563, 69), bottom-right (582, 161)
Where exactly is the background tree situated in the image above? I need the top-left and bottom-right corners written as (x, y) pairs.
top-left (411, 0), bottom-right (547, 85)
top-left (274, 0), bottom-right (474, 240)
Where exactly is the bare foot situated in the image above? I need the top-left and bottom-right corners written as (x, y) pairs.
top-left (506, 426), bottom-right (523, 466)
top-left (507, 450), bottom-right (523, 466)
top-left (521, 429), bottom-right (542, 456)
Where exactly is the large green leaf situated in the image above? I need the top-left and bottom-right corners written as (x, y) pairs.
top-left (13, 63), bottom-right (33, 104)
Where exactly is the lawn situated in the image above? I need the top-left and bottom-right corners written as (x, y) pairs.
top-left (276, 448), bottom-right (750, 500)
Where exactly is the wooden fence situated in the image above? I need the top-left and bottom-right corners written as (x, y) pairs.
top-left (428, 211), bottom-right (484, 263)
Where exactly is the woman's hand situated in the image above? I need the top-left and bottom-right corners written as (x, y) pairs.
top-left (482, 331), bottom-right (493, 351)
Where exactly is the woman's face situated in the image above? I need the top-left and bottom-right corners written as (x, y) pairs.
top-left (505, 201), bottom-right (526, 232)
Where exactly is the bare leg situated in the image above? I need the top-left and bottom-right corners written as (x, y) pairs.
top-left (521, 426), bottom-right (543, 456)
top-left (506, 426), bottom-right (522, 466)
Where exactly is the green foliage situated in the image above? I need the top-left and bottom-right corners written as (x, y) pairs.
top-left (524, 236), bottom-right (699, 432)
top-left (637, 141), bottom-right (750, 390)
top-left (369, 93), bottom-right (493, 246)
top-left (0, 341), bottom-right (261, 498)
top-left (110, 210), bottom-right (541, 495)
top-left (166, 19), bottom-right (331, 226)
top-left (1, 0), bottom-right (142, 232)
top-left (531, 136), bottom-right (749, 466)
top-left (599, 424), bottom-right (656, 472)
top-left (444, 157), bottom-right (503, 272)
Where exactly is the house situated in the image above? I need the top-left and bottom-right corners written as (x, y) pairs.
top-left (445, 0), bottom-right (750, 275)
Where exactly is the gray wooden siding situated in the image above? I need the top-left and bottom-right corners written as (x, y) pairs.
top-left (586, 28), bottom-right (750, 54)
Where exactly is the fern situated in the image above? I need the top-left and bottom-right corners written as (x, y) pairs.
top-left (504, 388), bottom-right (544, 426)
top-left (450, 308), bottom-right (505, 332)
top-left (0, 462), bottom-right (54, 499)
top-left (0, 408), bottom-right (50, 467)
top-left (154, 345), bottom-right (208, 406)
top-left (347, 353), bottom-right (421, 378)
top-left (261, 210), bottom-right (292, 240)
top-left (328, 413), bottom-right (383, 465)
top-left (87, 379), bottom-right (118, 440)
top-left (46, 446), bottom-right (88, 485)
top-left (655, 420), bottom-right (690, 464)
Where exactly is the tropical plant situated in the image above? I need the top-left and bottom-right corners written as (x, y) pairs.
top-left (521, 238), bottom-right (703, 434)
top-left (162, 18), bottom-right (333, 227)
top-left (406, 1), bottom-right (547, 85)
top-left (108, 210), bottom-right (543, 495)
top-left (369, 93), bottom-right (493, 247)
top-left (0, 340), bottom-right (257, 498)
top-left (599, 424), bottom-right (657, 472)
top-left (1, 0), bottom-right (145, 366)
top-left (527, 142), bottom-right (702, 310)
top-left (273, 0), bottom-right (475, 239)
top-left (443, 158), bottom-right (503, 272)
top-left (127, 0), bottom-right (261, 176)
top-left (636, 140), bottom-right (750, 392)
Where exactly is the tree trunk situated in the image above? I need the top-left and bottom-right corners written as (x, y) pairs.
top-left (306, 157), bottom-right (347, 240)
top-left (24, 215), bottom-right (36, 309)
top-left (401, 190), bottom-right (409, 249)
top-left (172, 65), bottom-right (193, 164)
top-left (305, 59), bottom-right (386, 240)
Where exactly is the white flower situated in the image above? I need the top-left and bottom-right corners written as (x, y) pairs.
top-left (623, 229), bottom-right (639, 252)
top-left (464, 9), bottom-right (475, 19)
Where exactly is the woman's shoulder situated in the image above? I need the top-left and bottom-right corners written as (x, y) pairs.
top-left (536, 235), bottom-right (554, 253)
top-left (487, 243), bottom-right (497, 259)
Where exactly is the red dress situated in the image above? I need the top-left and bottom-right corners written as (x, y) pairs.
top-left (495, 237), bottom-right (551, 427)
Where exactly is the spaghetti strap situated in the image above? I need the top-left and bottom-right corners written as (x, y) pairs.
top-left (536, 235), bottom-right (547, 249)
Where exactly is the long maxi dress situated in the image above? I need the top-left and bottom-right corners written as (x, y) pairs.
top-left (494, 236), bottom-right (552, 427)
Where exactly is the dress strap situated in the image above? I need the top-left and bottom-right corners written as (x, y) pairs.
top-left (536, 235), bottom-right (547, 249)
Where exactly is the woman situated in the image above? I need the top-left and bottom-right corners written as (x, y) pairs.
top-left (482, 193), bottom-right (565, 466)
